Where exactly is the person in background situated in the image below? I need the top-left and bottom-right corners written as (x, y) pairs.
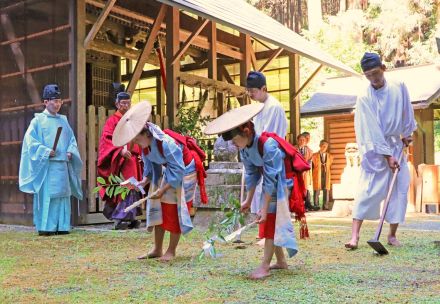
top-left (296, 134), bottom-right (317, 211)
top-left (312, 140), bottom-right (333, 210)
top-left (97, 89), bottom-right (143, 230)
top-left (246, 71), bottom-right (288, 216)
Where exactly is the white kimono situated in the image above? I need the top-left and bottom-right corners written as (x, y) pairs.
top-left (250, 94), bottom-right (288, 213)
top-left (352, 79), bottom-right (417, 223)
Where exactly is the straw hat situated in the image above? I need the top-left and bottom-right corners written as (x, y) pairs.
top-left (204, 103), bottom-right (264, 135)
top-left (112, 101), bottom-right (152, 147)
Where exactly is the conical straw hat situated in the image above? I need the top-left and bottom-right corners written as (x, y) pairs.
top-left (112, 101), bottom-right (152, 147)
top-left (204, 103), bottom-right (264, 135)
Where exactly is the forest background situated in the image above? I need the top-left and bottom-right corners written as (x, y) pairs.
top-left (248, 0), bottom-right (440, 155)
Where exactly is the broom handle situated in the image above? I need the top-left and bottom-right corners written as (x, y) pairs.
top-left (373, 147), bottom-right (405, 241)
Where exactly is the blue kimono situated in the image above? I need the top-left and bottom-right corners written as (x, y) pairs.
top-left (19, 110), bottom-right (83, 232)
top-left (241, 134), bottom-right (298, 257)
top-left (141, 123), bottom-right (193, 234)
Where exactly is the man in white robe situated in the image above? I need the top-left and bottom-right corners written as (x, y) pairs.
top-left (345, 52), bottom-right (417, 249)
top-left (246, 71), bottom-right (288, 214)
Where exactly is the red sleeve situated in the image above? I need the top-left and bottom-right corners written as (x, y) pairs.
top-left (97, 115), bottom-right (125, 201)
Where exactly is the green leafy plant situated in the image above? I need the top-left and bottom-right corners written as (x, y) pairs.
top-left (172, 90), bottom-right (211, 151)
top-left (93, 173), bottom-right (130, 200)
top-left (198, 194), bottom-right (246, 261)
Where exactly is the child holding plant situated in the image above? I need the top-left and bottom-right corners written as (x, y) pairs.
top-left (204, 103), bottom-right (298, 279)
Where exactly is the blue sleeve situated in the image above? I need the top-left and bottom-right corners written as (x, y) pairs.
top-left (19, 118), bottom-right (51, 193)
top-left (262, 138), bottom-right (283, 196)
top-left (142, 154), bottom-right (163, 185)
top-left (240, 150), bottom-right (261, 192)
top-left (162, 139), bottom-right (185, 188)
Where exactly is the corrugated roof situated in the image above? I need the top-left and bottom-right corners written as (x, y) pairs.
top-left (157, 0), bottom-right (359, 76)
top-left (301, 64), bottom-right (440, 116)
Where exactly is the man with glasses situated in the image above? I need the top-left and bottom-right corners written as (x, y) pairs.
top-left (19, 84), bottom-right (83, 236)
top-left (98, 89), bottom-right (143, 229)
top-left (345, 52), bottom-right (417, 249)
top-left (245, 71), bottom-right (288, 216)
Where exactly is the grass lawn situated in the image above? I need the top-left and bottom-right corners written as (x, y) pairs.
top-left (0, 215), bottom-right (439, 304)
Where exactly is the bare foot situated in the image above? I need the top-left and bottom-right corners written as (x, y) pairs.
top-left (256, 239), bottom-right (265, 247)
top-left (269, 262), bottom-right (288, 270)
top-left (158, 251), bottom-right (175, 262)
top-left (387, 236), bottom-right (402, 247)
top-left (249, 266), bottom-right (271, 280)
top-left (344, 239), bottom-right (359, 250)
top-left (137, 250), bottom-right (162, 260)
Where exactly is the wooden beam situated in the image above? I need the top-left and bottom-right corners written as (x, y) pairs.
top-left (220, 65), bottom-right (235, 85)
top-left (289, 53), bottom-right (300, 141)
top-left (84, 0), bottom-right (116, 49)
top-left (248, 38), bottom-right (257, 71)
top-left (0, 24), bottom-right (70, 46)
top-left (127, 4), bottom-right (167, 94)
top-left (239, 33), bottom-right (251, 105)
top-left (171, 18), bottom-right (209, 65)
top-left (208, 21), bottom-right (217, 80)
top-left (0, 13), bottom-right (40, 104)
top-left (0, 61), bottom-right (71, 79)
top-left (291, 64), bottom-right (323, 100)
top-left (179, 72), bottom-right (246, 97)
top-left (259, 48), bottom-right (284, 72)
top-left (85, 0), bottom-right (243, 60)
top-left (88, 39), bottom-right (159, 65)
top-left (166, 6), bottom-right (180, 127)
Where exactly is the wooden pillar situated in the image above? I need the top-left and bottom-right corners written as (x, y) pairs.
top-left (207, 21), bottom-right (224, 115)
top-left (216, 64), bottom-right (225, 116)
top-left (70, 0), bottom-right (87, 223)
top-left (156, 74), bottom-right (165, 116)
top-left (166, 6), bottom-right (180, 127)
top-left (239, 33), bottom-right (251, 105)
top-left (289, 53), bottom-right (300, 142)
top-left (70, 0), bottom-right (86, 179)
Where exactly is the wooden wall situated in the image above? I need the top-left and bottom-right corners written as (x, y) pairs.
top-left (324, 114), bottom-right (356, 185)
top-left (0, 0), bottom-right (73, 225)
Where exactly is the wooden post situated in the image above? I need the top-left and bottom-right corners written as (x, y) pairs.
top-left (155, 74), bottom-right (164, 116)
top-left (239, 33), bottom-right (251, 105)
top-left (166, 6), bottom-right (180, 127)
top-left (70, 0), bottom-right (88, 223)
top-left (87, 105), bottom-right (97, 212)
top-left (207, 21), bottom-right (223, 115)
top-left (289, 53), bottom-right (300, 141)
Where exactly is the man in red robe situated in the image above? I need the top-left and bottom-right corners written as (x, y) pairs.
top-left (97, 91), bottom-right (143, 229)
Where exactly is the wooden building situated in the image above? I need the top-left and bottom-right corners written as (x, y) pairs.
top-left (301, 64), bottom-right (440, 211)
top-left (0, 0), bottom-right (357, 225)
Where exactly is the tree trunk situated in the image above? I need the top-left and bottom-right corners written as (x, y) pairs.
top-left (307, 0), bottom-right (323, 32)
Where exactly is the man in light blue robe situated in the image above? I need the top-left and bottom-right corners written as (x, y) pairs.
top-left (19, 84), bottom-right (83, 236)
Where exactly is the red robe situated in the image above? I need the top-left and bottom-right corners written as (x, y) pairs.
top-left (97, 111), bottom-right (143, 206)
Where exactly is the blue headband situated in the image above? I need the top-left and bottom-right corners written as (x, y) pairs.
top-left (361, 52), bottom-right (382, 72)
top-left (246, 71), bottom-right (266, 89)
